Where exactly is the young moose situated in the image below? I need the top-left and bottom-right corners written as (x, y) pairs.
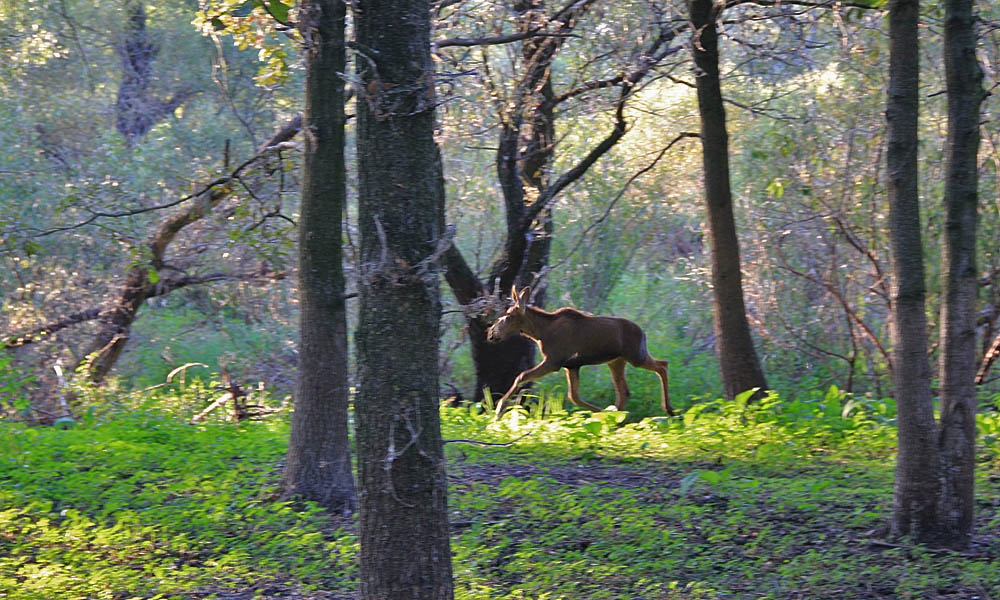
top-left (487, 286), bottom-right (673, 415)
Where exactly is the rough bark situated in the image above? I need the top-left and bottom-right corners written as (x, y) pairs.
top-left (688, 0), bottom-right (768, 401)
top-left (937, 0), bottom-right (984, 548)
top-left (354, 0), bottom-right (454, 597)
top-left (280, 0), bottom-right (356, 513)
top-left (80, 265), bottom-right (150, 382)
top-left (886, 0), bottom-right (941, 543)
top-left (115, 1), bottom-right (194, 143)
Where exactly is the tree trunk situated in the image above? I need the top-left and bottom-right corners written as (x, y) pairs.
top-left (81, 265), bottom-right (150, 383)
top-left (688, 0), bottom-right (768, 401)
top-left (886, 0), bottom-right (941, 543)
top-left (937, 0), bottom-right (984, 549)
top-left (115, 1), bottom-right (193, 143)
top-left (280, 0), bottom-right (356, 513)
top-left (354, 0), bottom-right (454, 596)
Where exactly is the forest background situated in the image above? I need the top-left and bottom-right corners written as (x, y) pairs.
top-left (3, 0), bottom-right (1000, 598)
top-left (3, 0), bottom-right (1000, 408)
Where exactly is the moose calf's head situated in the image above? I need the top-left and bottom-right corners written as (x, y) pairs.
top-left (486, 285), bottom-right (531, 344)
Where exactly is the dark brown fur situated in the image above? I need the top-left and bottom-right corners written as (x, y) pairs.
top-left (487, 286), bottom-right (673, 415)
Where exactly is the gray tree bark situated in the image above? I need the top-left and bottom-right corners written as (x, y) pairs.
top-left (280, 0), bottom-right (356, 513)
top-left (354, 0), bottom-right (454, 597)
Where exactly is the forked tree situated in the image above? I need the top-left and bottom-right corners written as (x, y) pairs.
top-left (437, 0), bottom-right (683, 403)
top-left (886, 0), bottom-right (985, 548)
top-left (935, 0), bottom-right (984, 547)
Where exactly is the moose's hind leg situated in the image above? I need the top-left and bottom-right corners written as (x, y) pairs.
top-left (608, 357), bottom-right (631, 410)
top-left (637, 356), bottom-right (673, 416)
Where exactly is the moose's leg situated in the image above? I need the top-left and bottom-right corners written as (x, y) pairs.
top-left (496, 360), bottom-right (559, 414)
top-left (565, 367), bottom-right (603, 412)
top-left (638, 356), bottom-right (673, 416)
top-left (608, 358), bottom-right (631, 410)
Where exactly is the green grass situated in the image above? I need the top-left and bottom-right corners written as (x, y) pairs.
top-left (2, 388), bottom-right (999, 599)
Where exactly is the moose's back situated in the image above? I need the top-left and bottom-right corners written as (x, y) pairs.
top-left (541, 308), bottom-right (650, 368)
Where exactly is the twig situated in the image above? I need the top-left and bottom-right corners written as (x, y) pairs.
top-left (443, 431), bottom-right (533, 446)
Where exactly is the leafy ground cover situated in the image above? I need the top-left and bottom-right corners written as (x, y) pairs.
top-left (1, 388), bottom-right (999, 599)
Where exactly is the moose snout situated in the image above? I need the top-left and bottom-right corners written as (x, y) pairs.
top-left (486, 317), bottom-right (507, 343)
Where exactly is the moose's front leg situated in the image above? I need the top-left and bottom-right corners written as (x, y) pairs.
top-left (495, 360), bottom-right (559, 415)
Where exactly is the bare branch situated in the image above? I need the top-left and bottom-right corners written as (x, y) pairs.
top-left (435, 30), bottom-right (572, 50)
top-left (3, 308), bottom-right (103, 349)
top-left (542, 133), bottom-right (699, 276)
top-left (724, 0), bottom-right (885, 10)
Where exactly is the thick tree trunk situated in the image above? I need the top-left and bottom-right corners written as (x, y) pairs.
top-left (688, 0), bottom-right (768, 401)
top-left (354, 0), bottom-right (454, 597)
top-left (886, 0), bottom-right (941, 543)
top-left (280, 0), bottom-right (356, 513)
top-left (937, 0), bottom-right (984, 549)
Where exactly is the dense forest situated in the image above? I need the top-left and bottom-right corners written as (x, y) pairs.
top-left (3, 0), bottom-right (1000, 598)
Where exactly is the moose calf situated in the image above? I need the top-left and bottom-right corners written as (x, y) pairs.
top-left (486, 286), bottom-right (673, 415)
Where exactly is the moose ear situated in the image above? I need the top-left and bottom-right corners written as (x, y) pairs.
top-left (517, 286), bottom-right (531, 305)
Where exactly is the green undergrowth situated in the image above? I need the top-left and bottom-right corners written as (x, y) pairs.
top-left (1, 388), bottom-right (999, 599)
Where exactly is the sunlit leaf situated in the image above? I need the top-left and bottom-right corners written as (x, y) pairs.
top-left (266, 0), bottom-right (291, 22)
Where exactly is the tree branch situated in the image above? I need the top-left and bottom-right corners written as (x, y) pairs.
top-left (724, 0), bottom-right (886, 10)
top-left (434, 30), bottom-right (571, 50)
top-left (3, 270), bottom-right (285, 350)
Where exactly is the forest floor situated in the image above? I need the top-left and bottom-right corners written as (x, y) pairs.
top-left (2, 395), bottom-right (999, 599)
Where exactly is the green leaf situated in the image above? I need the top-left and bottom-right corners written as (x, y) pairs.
top-left (266, 0), bottom-right (291, 22)
top-left (582, 421), bottom-right (603, 436)
top-left (679, 472), bottom-right (702, 495)
top-left (147, 266), bottom-right (160, 284)
top-left (699, 470), bottom-right (722, 486)
top-left (23, 240), bottom-right (42, 256)
top-left (734, 388), bottom-right (758, 406)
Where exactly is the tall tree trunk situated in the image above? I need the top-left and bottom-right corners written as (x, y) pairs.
top-left (280, 0), bottom-right (356, 513)
top-left (354, 0), bottom-right (454, 597)
top-left (886, 0), bottom-right (941, 543)
top-left (687, 0), bottom-right (768, 401)
top-left (460, 0), bottom-right (559, 403)
top-left (937, 0), bottom-right (984, 549)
